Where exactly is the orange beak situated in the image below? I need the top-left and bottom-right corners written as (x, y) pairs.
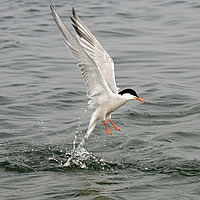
top-left (135, 97), bottom-right (144, 103)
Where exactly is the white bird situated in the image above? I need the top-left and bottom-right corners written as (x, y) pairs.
top-left (50, 4), bottom-right (144, 145)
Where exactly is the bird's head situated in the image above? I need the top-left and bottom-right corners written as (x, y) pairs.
top-left (118, 89), bottom-right (144, 102)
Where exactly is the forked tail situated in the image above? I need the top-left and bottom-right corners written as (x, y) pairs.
top-left (77, 115), bottom-right (97, 148)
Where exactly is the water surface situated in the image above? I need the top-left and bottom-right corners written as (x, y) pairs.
top-left (0, 0), bottom-right (200, 199)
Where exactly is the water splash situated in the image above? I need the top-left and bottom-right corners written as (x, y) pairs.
top-left (64, 145), bottom-right (93, 168)
top-left (73, 106), bottom-right (89, 150)
top-left (64, 106), bottom-right (91, 168)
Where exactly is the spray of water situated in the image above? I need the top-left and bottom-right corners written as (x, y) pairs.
top-left (64, 106), bottom-right (91, 167)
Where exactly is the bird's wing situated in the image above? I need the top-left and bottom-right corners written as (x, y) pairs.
top-left (70, 8), bottom-right (119, 94)
top-left (50, 4), bottom-right (113, 108)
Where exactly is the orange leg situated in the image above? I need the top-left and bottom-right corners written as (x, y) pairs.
top-left (104, 121), bottom-right (110, 135)
top-left (109, 120), bottom-right (120, 131)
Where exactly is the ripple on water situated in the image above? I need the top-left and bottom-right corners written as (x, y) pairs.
top-left (0, 142), bottom-right (199, 177)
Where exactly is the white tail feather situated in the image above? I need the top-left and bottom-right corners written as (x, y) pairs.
top-left (78, 114), bottom-right (97, 148)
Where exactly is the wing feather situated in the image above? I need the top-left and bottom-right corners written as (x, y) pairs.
top-left (70, 8), bottom-right (119, 94)
top-left (50, 4), bottom-right (113, 108)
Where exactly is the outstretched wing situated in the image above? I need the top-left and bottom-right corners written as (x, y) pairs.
top-left (70, 8), bottom-right (119, 94)
top-left (50, 4), bottom-right (113, 108)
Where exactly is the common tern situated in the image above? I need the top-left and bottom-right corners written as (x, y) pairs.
top-left (50, 4), bottom-right (144, 144)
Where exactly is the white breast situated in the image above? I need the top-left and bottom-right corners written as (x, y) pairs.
top-left (94, 94), bottom-right (127, 120)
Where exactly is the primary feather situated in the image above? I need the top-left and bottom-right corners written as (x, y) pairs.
top-left (70, 8), bottom-right (119, 94)
top-left (50, 4), bottom-right (113, 108)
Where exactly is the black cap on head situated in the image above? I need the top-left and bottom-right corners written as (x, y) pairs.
top-left (118, 89), bottom-right (139, 97)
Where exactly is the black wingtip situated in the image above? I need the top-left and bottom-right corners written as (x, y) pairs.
top-left (72, 7), bottom-right (76, 18)
top-left (70, 16), bottom-right (76, 25)
top-left (72, 24), bottom-right (82, 38)
top-left (50, 1), bottom-right (53, 8)
top-left (49, 1), bottom-right (55, 12)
